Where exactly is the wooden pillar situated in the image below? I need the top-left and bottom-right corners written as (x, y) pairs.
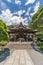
top-left (26, 35), bottom-right (28, 41)
top-left (14, 35), bottom-right (16, 41)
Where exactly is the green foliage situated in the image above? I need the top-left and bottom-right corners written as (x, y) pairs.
top-left (29, 6), bottom-right (43, 50)
top-left (0, 41), bottom-right (7, 46)
top-left (37, 41), bottom-right (43, 50)
top-left (30, 6), bottom-right (43, 29)
top-left (36, 31), bottom-right (43, 38)
top-left (38, 6), bottom-right (43, 12)
top-left (37, 41), bottom-right (41, 46)
top-left (29, 6), bottom-right (43, 39)
top-left (0, 20), bottom-right (9, 41)
top-left (0, 20), bottom-right (8, 31)
top-left (40, 45), bottom-right (43, 50)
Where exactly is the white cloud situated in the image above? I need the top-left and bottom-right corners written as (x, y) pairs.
top-left (29, 16), bottom-right (31, 20)
top-left (15, 0), bottom-right (21, 5)
top-left (25, 7), bottom-right (31, 16)
top-left (11, 16), bottom-right (28, 25)
top-left (14, 10), bottom-right (25, 16)
top-left (0, 9), bottom-right (28, 25)
top-left (30, 12), bottom-right (35, 17)
top-left (7, 0), bottom-right (11, 2)
top-left (25, 0), bottom-right (35, 5)
top-left (30, 1), bottom-right (40, 17)
top-left (0, 9), bottom-right (12, 25)
top-left (34, 1), bottom-right (40, 13)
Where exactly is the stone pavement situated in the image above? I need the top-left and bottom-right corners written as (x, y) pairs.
top-left (0, 42), bottom-right (42, 65)
top-left (0, 42), bottom-right (34, 65)
top-left (27, 49), bottom-right (43, 65)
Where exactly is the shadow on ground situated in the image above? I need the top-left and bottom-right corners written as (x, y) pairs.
top-left (0, 48), bottom-right (10, 62)
top-left (31, 43), bottom-right (43, 54)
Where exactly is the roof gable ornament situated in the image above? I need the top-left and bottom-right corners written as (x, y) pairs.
top-left (19, 22), bottom-right (23, 27)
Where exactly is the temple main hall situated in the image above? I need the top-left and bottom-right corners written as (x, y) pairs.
top-left (8, 22), bottom-right (36, 41)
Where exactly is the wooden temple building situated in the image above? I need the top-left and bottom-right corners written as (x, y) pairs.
top-left (8, 22), bottom-right (36, 41)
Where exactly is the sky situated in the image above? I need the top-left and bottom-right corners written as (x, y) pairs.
top-left (0, 0), bottom-right (43, 25)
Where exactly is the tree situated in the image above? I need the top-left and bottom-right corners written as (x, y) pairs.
top-left (29, 6), bottom-right (43, 39)
top-left (0, 20), bottom-right (9, 52)
top-left (0, 20), bottom-right (9, 41)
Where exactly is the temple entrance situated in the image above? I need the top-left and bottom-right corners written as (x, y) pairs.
top-left (16, 33), bottom-right (26, 41)
top-left (8, 22), bottom-right (37, 42)
top-left (9, 33), bottom-right (34, 41)
top-left (17, 38), bottom-right (25, 41)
